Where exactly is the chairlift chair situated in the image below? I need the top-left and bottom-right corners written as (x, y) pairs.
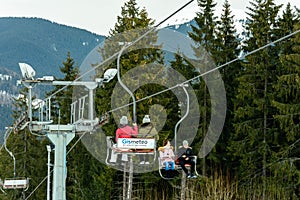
top-left (106, 136), bottom-right (156, 166)
top-left (158, 84), bottom-right (199, 180)
top-left (158, 148), bottom-right (178, 180)
top-left (106, 43), bottom-right (157, 166)
top-left (3, 178), bottom-right (29, 191)
top-left (2, 127), bottom-right (30, 191)
top-left (158, 156), bottom-right (199, 180)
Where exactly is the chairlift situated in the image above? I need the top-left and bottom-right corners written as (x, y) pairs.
top-left (158, 155), bottom-right (199, 180)
top-left (158, 84), bottom-right (199, 180)
top-left (2, 178), bottom-right (29, 190)
top-left (106, 136), bottom-right (156, 166)
top-left (1, 127), bottom-right (29, 190)
top-left (106, 44), bottom-right (157, 166)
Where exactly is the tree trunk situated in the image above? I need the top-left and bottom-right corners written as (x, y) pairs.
top-left (180, 172), bottom-right (186, 200)
top-left (123, 163), bottom-right (127, 200)
top-left (127, 156), bottom-right (133, 200)
top-left (262, 68), bottom-right (268, 200)
top-left (202, 81), bottom-right (207, 177)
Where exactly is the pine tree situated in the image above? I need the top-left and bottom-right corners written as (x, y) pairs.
top-left (0, 89), bottom-right (48, 199)
top-left (276, 3), bottom-right (298, 38)
top-left (188, 0), bottom-right (219, 176)
top-left (271, 22), bottom-right (300, 197)
top-left (93, 0), bottom-right (171, 198)
top-left (96, 0), bottom-right (163, 127)
top-left (228, 0), bottom-right (282, 197)
top-left (48, 52), bottom-right (79, 124)
top-left (201, 0), bottom-right (241, 171)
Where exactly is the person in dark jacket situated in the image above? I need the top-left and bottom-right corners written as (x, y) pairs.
top-left (177, 140), bottom-right (197, 178)
top-left (138, 115), bottom-right (158, 164)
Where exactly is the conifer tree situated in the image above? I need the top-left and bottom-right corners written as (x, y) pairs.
top-left (48, 51), bottom-right (79, 124)
top-left (188, 0), bottom-right (219, 176)
top-left (0, 89), bottom-right (48, 199)
top-left (95, 0), bottom-right (163, 127)
top-left (213, 0), bottom-right (241, 170)
top-left (93, 0), bottom-right (172, 198)
top-left (228, 0), bottom-right (282, 197)
top-left (271, 22), bottom-right (300, 197)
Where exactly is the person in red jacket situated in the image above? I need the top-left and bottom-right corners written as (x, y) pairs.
top-left (115, 116), bottom-right (138, 142)
top-left (109, 116), bottom-right (138, 163)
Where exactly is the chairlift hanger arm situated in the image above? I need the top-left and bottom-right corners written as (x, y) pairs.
top-left (174, 84), bottom-right (189, 152)
top-left (3, 127), bottom-right (16, 178)
top-left (117, 43), bottom-right (137, 122)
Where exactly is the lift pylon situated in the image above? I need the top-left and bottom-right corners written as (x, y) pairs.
top-left (46, 125), bottom-right (75, 200)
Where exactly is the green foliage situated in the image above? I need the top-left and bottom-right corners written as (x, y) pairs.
top-left (0, 17), bottom-right (104, 77)
top-left (95, 0), bottom-right (165, 132)
top-left (0, 90), bottom-right (48, 199)
top-left (228, 1), bottom-right (300, 198)
top-left (47, 52), bottom-right (79, 124)
top-left (1, 0), bottom-right (300, 199)
top-left (230, 0), bottom-right (281, 165)
top-left (271, 22), bottom-right (300, 194)
top-left (188, 0), bottom-right (220, 175)
top-left (212, 0), bottom-right (241, 169)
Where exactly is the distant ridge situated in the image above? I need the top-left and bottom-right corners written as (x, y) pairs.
top-left (0, 17), bottom-right (106, 134)
top-left (0, 17), bottom-right (105, 77)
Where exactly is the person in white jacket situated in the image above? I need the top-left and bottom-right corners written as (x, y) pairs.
top-left (159, 140), bottom-right (175, 172)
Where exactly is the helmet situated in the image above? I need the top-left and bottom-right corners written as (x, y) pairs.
top-left (120, 116), bottom-right (128, 125)
top-left (142, 115), bottom-right (151, 124)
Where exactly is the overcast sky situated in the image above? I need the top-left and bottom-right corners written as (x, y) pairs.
top-left (0, 0), bottom-right (299, 35)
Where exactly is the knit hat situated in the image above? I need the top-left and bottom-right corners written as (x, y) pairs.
top-left (120, 116), bottom-right (128, 125)
top-left (142, 115), bottom-right (151, 124)
top-left (183, 140), bottom-right (188, 146)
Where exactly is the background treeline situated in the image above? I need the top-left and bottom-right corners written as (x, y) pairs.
top-left (0, 0), bottom-right (299, 199)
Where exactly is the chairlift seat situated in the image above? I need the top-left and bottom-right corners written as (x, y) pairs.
top-left (175, 156), bottom-right (199, 176)
top-left (116, 138), bottom-right (155, 149)
top-left (110, 138), bottom-right (155, 154)
top-left (3, 178), bottom-right (29, 189)
top-left (159, 155), bottom-right (199, 179)
top-left (106, 136), bottom-right (156, 165)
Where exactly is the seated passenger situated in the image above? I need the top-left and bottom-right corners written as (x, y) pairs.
top-left (177, 140), bottom-right (197, 179)
top-left (115, 116), bottom-right (138, 142)
top-left (110, 116), bottom-right (138, 163)
top-left (138, 115), bottom-right (159, 139)
top-left (159, 140), bottom-right (175, 177)
top-left (138, 115), bottom-right (158, 164)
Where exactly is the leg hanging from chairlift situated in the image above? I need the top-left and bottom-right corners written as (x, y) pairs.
top-left (179, 160), bottom-right (197, 179)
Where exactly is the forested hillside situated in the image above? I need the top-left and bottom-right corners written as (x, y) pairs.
top-left (0, 17), bottom-right (105, 133)
top-left (0, 0), bottom-right (299, 199)
top-left (0, 17), bottom-right (104, 77)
